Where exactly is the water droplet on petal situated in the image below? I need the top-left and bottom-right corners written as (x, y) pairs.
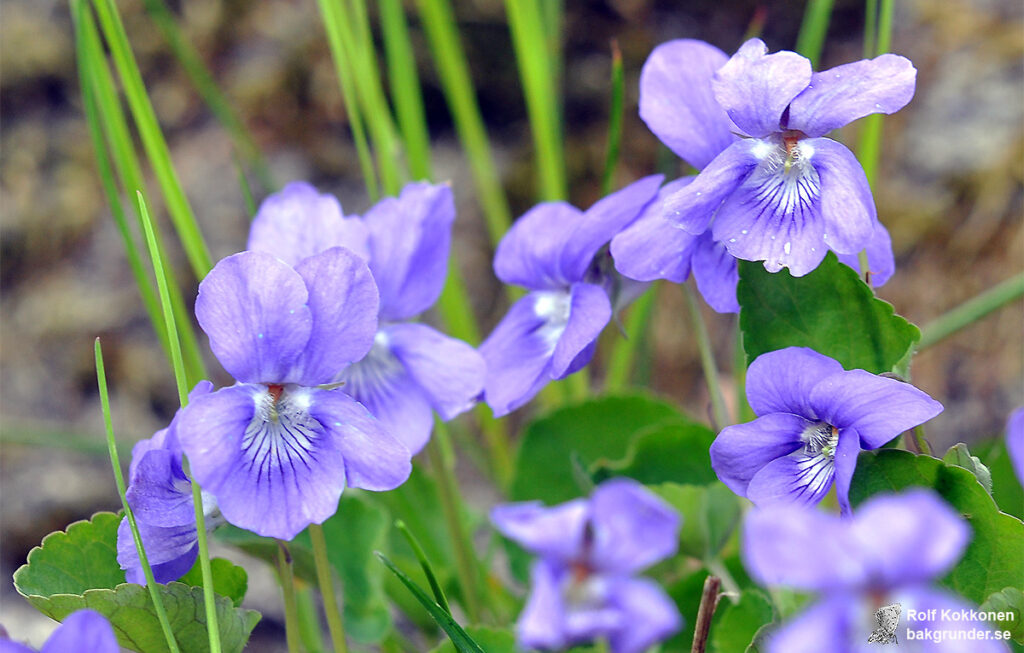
top-left (874, 103), bottom-right (881, 109)
top-left (770, 235), bottom-right (776, 241)
top-left (258, 333), bottom-right (264, 339)
top-left (741, 229), bottom-right (748, 235)
top-left (695, 191), bottom-right (702, 196)
top-left (729, 238), bottom-right (737, 243)
top-left (823, 233), bottom-right (829, 241)
top-left (784, 241), bottom-right (792, 255)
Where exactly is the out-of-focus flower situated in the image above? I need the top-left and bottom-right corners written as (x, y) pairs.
top-left (0, 610), bottom-right (118, 653)
top-left (248, 181), bottom-right (484, 454)
top-left (480, 176), bottom-right (662, 416)
top-left (1006, 407), bottom-right (1024, 487)
top-left (177, 248), bottom-right (410, 540)
top-left (491, 478), bottom-right (681, 653)
top-left (117, 382), bottom-right (217, 584)
top-left (743, 490), bottom-right (1005, 652)
top-left (656, 38), bottom-right (912, 279)
top-left (710, 347), bottom-right (942, 512)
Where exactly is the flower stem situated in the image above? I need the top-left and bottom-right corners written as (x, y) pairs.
top-left (427, 422), bottom-right (483, 623)
top-left (918, 271), bottom-right (1024, 349)
top-left (684, 283), bottom-right (730, 430)
top-left (310, 523), bottom-right (348, 653)
top-left (690, 574), bottom-right (723, 653)
top-left (276, 541), bottom-right (303, 653)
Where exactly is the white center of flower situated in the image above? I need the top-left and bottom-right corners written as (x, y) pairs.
top-left (533, 290), bottom-right (572, 349)
top-left (242, 385), bottom-right (321, 476)
top-left (801, 421), bottom-right (839, 460)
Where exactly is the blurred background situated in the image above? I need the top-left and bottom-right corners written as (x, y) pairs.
top-left (2, 0), bottom-right (1021, 647)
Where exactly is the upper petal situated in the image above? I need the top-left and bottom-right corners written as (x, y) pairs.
top-left (746, 347), bottom-right (845, 417)
top-left (639, 39), bottom-right (737, 169)
top-left (611, 177), bottom-right (699, 283)
top-left (309, 388), bottom-right (411, 492)
top-left (195, 251), bottom-right (312, 384)
top-left (710, 412), bottom-right (809, 497)
top-left (495, 202), bottom-right (585, 289)
top-left (363, 182), bottom-right (455, 320)
top-left (479, 292), bottom-right (560, 417)
top-left (663, 140), bottom-right (759, 234)
top-left (809, 369), bottom-right (943, 449)
top-left (490, 499), bottom-right (589, 562)
top-left (712, 39), bottom-right (812, 138)
top-left (550, 283), bottom-right (611, 379)
top-left (589, 478), bottom-right (680, 574)
top-left (385, 323), bottom-right (485, 421)
top-left (292, 247), bottom-right (379, 384)
top-left (742, 504), bottom-right (866, 591)
top-left (39, 610), bottom-right (119, 653)
top-left (247, 181), bottom-right (369, 266)
top-left (558, 175), bottom-right (664, 283)
top-left (849, 489), bottom-right (970, 587)
top-left (787, 54), bottom-right (917, 137)
top-left (806, 137), bottom-right (876, 254)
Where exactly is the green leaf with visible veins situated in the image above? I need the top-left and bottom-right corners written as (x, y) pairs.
top-left (179, 558), bottom-right (248, 608)
top-left (737, 252), bottom-right (920, 374)
top-left (850, 449), bottom-right (1024, 604)
top-left (13, 512), bottom-right (259, 653)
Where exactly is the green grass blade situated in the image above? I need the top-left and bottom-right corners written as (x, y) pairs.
top-left (376, 552), bottom-right (485, 653)
top-left (317, 0), bottom-right (381, 201)
top-left (795, 0), bottom-right (834, 67)
top-left (505, 0), bottom-right (566, 200)
top-left (136, 191), bottom-right (222, 653)
top-left (394, 520), bottom-right (451, 615)
top-left (416, 0), bottom-right (513, 245)
top-left (918, 271), bottom-right (1024, 349)
top-left (604, 288), bottom-right (656, 392)
top-left (346, 0), bottom-right (406, 195)
top-left (380, 0), bottom-right (432, 181)
top-left (140, 0), bottom-right (275, 191)
top-left (600, 40), bottom-right (625, 196)
top-left (234, 156), bottom-right (258, 219)
top-left (75, 18), bottom-right (168, 361)
top-left (95, 338), bottom-right (181, 653)
top-left (91, 0), bottom-right (213, 278)
top-left (76, 0), bottom-right (206, 387)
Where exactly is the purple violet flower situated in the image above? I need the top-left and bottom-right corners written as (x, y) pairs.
top-left (743, 490), bottom-right (1006, 652)
top-left (647, 38), bottom-right (911, 279)
top-left (0, 610), bottom-right (119, 653)
top-left (491, 478), bottom-right (681, 653)
top-left (177, 247), bottom-right (411, 540)
top-left (480, 176), bottom-right (663, 416)
top-left (710, 347), bottom-right (942, 512)
top-left (1007, 406), bottom-right (1024, 487)
top-left (247, 181), bottom-right (484, 454)
top-left (117, 382), bottom-right (218, 584)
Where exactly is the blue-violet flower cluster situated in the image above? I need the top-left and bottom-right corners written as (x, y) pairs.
top-left (491, 478), bottom-right (681, 653)
top-left (710, 347), bottom-right (942, 512)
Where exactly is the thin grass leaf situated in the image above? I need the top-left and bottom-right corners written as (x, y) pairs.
top-left (94, 338), bottom-right (181, 653)
top-left (600, 40), bottom-right (625, 196)
top-left (76, 0), bottom-right (206, 387)
top-left (795, 0), bottom-right (834, 67)
top-left (339, 0), bottom-right (406, 195)
top-left (318, 0), bottom-right (381, 201)
top-left (380, 0), bottom-right (432, 181)
top-left (376, 552), bottom-right (485, 653)
top-left (140, 0), bottom-right (275, 191)
top-left (505, 0), bottom-right (566, 200)
top-left (416, 0), bottom-right (513, 246)
top-left (137, 191), bottom-right (222, 653)
top-left (91, 0), bottom-right (213, 278)
top-left (394, 521), bottom-right (451, 615)
top-left (234, 156), bottom-right (258, 219)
